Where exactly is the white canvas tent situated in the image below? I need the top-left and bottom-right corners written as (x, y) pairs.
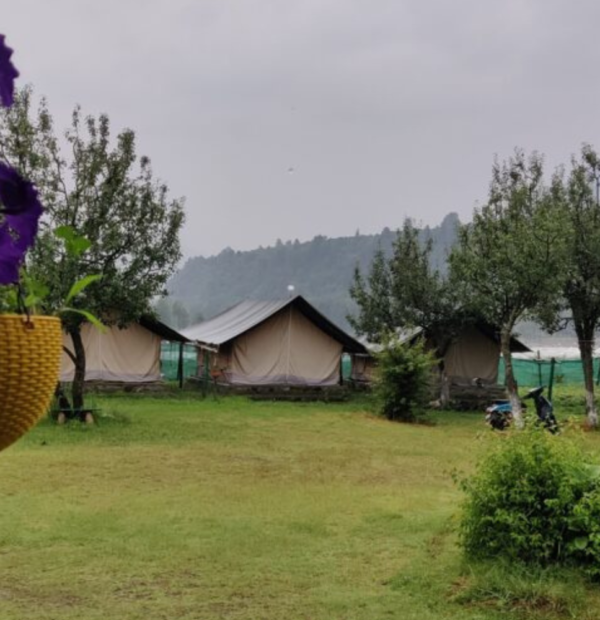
top-left (350, 323), bottom-right (530, 385)
top-left (183, 296), bottom-right (367, 386)
top-left (61, 316), bottom-right (188, 384)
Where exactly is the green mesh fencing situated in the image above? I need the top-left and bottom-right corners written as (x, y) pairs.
top-left (342, 354), bottom-right (352, 380)
top-left (498, 357), bottom-right (600, 386)
top-left (161, 349), bottom-right (598, 386)
top-left (160, 342), bottom-right (198, 381)
top-left (161, 348), bottom-right (354, 383)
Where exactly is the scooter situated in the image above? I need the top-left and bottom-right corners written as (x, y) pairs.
top-left (524, 386), bottom-right (559, 433)
top-left (485, 399), bottom-right (516, 430)
top-left (485, 386), bottom-right (558, 432)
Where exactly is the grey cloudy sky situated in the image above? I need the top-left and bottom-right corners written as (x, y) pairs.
top-left (3, 0), bottom-right (600, 258)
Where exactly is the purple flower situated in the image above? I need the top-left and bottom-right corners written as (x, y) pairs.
top-left (0, 162), bottom-right (43, 284)
top-left (0, 38), bottom-right (42, 286)
top-left (0, 35), bottom-right (18, 108)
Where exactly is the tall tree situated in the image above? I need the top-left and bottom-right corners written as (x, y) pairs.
top-left (560, 145), bottom-right (600, 427)
top-left (449, 151), bottom-right (567, 428)
top-left (349, 219), bottom-right (464, 405)
top-left (348, 247), bottom-right (393, 342)
top-left (0, 88), bottom-right (185, 408)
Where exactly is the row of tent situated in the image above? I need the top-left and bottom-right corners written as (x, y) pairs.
top-left (61, 295), bottom-right (529, 389)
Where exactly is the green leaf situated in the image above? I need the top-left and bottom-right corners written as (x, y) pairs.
top-left (4, 288), bottom-right (18, 312)
top-left (65, 275), bottom-right (102, 305)
top-left (61, 307), bottom-right (106, 332)
top-left (54, 225), bottom-right (76, 241)
top-left (53, 225), bottom-right (92, 257)
top-left (571, 537), bottom-right (589, 551)
top-left (21, 275), bottom-right (50, 311)
top-left (68, 237), bottom-right (92, 257)
top-left (584, 464), bottom-right (600, 479)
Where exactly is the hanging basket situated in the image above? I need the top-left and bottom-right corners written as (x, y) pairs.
top-left (0, 314), bottom-right (62, 451)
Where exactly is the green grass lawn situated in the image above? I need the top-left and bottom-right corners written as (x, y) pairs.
top-left (0, 389), bottom-right (599, 619)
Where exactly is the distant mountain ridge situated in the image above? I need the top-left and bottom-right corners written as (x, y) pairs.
top-left (167, 213), bottom-right (461, 332)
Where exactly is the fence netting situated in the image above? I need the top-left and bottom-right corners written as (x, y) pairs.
top-left (499, 357), bottom-right (600, 386)
top-left (159, 347), bottom-right (599, 387)
top-left (161, 342), bottom-right (198, 381)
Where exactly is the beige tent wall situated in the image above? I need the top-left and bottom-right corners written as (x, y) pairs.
top-left (196, 342), bottom-right (234, 381)
top-left (224, 306), bottom-right (343, 385)
top-left (444, 326), bottom-right (499, 383)
top-left (287, 307), bottom-right (343, 384)
top-left (350, 355), bottom-right (377, 382)
top-left (61, 323), bottom-right (161, 383)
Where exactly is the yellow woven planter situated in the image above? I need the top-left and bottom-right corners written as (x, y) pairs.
top-left (0, 314), bottom-right (62, 451)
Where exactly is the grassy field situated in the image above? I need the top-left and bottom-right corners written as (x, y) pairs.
top-left (0, 389), bottom-right (599, 619)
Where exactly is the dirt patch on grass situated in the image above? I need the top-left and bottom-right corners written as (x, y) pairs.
top-left (0, 581), bottom-right (83, 610)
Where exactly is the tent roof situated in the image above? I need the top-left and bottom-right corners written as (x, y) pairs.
top-left (182, 295), bottom-right (367, 354)
top-left (475, 323), bottom-right (531, 353)
top-left (361, 323), bottom-right (531, 354)
top-left (139, 315), bottom-right (190, 343)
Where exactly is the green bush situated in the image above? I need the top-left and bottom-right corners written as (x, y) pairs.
top-left (459, 429), bottom-right (600, 578)
top-left (566, 486), bottom-right (600, 578)
top-left (373, 338), bottom-right (435, 422)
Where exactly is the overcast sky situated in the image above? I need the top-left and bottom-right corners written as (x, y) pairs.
top-left (3, 0), bottom-right (600, 259)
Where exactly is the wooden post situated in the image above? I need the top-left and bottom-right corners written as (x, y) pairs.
top-left (177, 342), bottom-right (184, 389)
top-left (548, 357), bottom-right (556, 402)
top-left (202, 348), bottom-right (209, 398)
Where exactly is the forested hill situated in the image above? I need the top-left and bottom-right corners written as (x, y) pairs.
top-left (167, 213), bottom-right (461, 332)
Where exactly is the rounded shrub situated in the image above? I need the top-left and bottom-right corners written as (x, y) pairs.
top-left (373, 338), bottom-right (436, 422)
top-left (566, 486), bottom-right (600, 578)
top-left (459, 429), bottom-right (600, 575)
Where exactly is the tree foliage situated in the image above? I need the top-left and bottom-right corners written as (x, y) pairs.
top-left (348, 219), bottom-right (467, 405)
top-left (0, 87), bottom-right (185, 407)
top-left (559, 145), bottom-right (600, 427)
top-left (348, 247), bottom-right (393, 342)
top-left (373, 338), bottom-right (436, 423)
top-left (449, 151), bottom-right (568, 426)
top-left (349, 219), bottom-right (462, 342)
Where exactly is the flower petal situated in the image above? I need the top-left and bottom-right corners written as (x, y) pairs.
top-left (0, 162), bottom-right (43, 284)
top-left (0, 35), bottom-right (18, 108)
top-left (0, 229), bottom-right (23, 284)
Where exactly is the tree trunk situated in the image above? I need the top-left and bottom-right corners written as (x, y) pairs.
top-left (578, 334), bottom-right (598, 428)
top-left (438, 362), bottom-right (450, 408)
top-left (435, 338), bottom-right (452, 409)
top-left (68, 325), bottom-right (86, 411)
top-left (501, 328), bottom-right (523, 428)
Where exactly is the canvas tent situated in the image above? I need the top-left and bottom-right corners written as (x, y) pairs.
top-left (61, 316), bottom-right (188, 384)
top-left (350, 323), bottom-right (530, 385)
top-left (183, 296), bottom-right (367, 386)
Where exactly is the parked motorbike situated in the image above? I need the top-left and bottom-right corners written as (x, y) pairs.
top-left (485, 399), bottom-right (515, 430)
top-left (524, 386), bottom-right (559, 433)
top-left (485, 386), bottom-right (558, 432)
